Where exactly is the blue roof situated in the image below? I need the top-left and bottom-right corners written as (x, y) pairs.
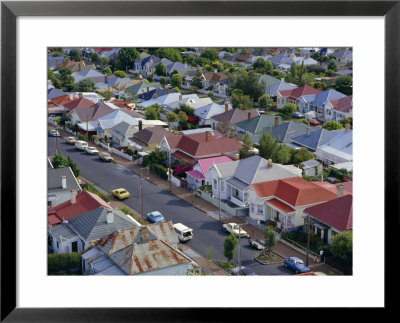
top-left (266, 81), bottom-right (297, 97)
top-left (311, 89), bottom-right (347, 108)
top-left (48, 87), bottom-right (66, 99)
top-left (291, 128), bottom-right (344, 151)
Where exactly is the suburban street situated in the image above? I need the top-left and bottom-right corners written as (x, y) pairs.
top-left (48, 135), bottom-right (293, 275)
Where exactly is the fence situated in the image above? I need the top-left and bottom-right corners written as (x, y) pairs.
top-left (94, 140), bottom-right (133, 161)
top-left (279, 237), bottom-right (320, 262)
top-left (198, 191), bottom-right (241, 217)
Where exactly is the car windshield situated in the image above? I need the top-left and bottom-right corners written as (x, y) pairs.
top-left (103, 153), bottom-right (110, 157)
top-left (153, 214), bottom-right (162, 218)
top-left (119, 190), bottom-right (127, 194)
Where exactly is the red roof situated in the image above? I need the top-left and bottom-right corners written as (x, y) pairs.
top-left (47, 190), bottom-right (111, 226)
top-left (171, 151), bottom-right (196, 164)
top-left (252, 177), bottom-right (337, 207)
top-left (63, 97), bottom-right (96, 112)
top-left (167, 131), bottom-right (242, 158)
top-left (304, 195), bottom-right (353, 231)
top-left (278, 85), bottom-right (320, 99)
top-left (313, 181), bottom-right (352, 196)
top-left (266, 198), bottom-right (296, 213)
top-left (331, 95), bottom-right (352, 113)
top-left (48, 94), bottom-right (78, 108)
top-left (111, 100), bottom-right (133, 109)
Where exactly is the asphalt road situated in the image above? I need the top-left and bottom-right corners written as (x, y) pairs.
top-left (48, 135), bottom-right (293, 275)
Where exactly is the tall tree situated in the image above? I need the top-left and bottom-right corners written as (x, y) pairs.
top-left (73, 79), bottom-right (95, 92)
top-left (200, 48), bottom-right (219, 61)
top-left (322, 120), bottom-right (344, 131)
top-left (90, 52), bottom-right (99, 63)
top-left (330, 230), bottom-right (352, 263)
top-left (100, 56), bottom-right (110, 67)
top-left (264, 226), bottom-right (276, 250)
top-left (292, 148), bottom-right (313, 164)
top-left (233, 70), bottom-right (265, 101)
top-left (335, 75), bottom-right (353, 95)
top-left (170, 73), bottom-right (183, 88)
top-left (258, 94), bottom-right (272, 111)
top-left (223, 233), bottom-right (238, 263)
top-left (231, 89), bottom-right (253, 110)
top-left (155, 62), bottom-right (166, 76)
top-left (258, 131), bottom-right (280, 161)
top-left (155, 48), bottom-right (183, 62)
top-left (239, 133), bottom-right (254, 159)
top-left (276, 145), bottom-right (292, 164)
top-left (144, 104), bottom-right (161, 120)
top-left (115, 48), bottom-right (140, 71)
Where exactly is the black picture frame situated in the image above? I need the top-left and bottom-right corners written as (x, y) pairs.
top-left (1, 0), bottom-right (397, 321)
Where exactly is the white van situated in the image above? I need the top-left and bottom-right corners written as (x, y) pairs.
top-left (173, 223), bottom-right (193, 242)
top-left (75, 140), bottom-right (88, 151)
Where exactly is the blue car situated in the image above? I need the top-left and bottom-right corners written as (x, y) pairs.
top-left (146, 211), bottom-right (165, 223)
top-left (284, 256), bottom-right (311, 274)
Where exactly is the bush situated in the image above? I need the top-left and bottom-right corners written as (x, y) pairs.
top-left (48, 252), bottom-right (82, 275)
top-left (92, 135), bottom-right (99, 142)
top-left (151, 163), bottom-right (168, 179)
top-left (78, 134), bottom-right (86, 141)
top-left (125, 148), bottom-right (134, 156)
top-left (197, 184), bottom-right (212, 195)
top-left (81, 182), bottom-right (110, 202)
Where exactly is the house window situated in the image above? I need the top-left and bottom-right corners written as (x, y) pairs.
top-left (258, 205), bottom-right (264, 214)
top-left (233, 188), bottom-right (239, 198)
top-left (220, 180), bottom-right (225, 192)
top-left (214, 179), bottom-right (217, 189)
top-left (250, 204), bottom-right (255, 212)
top-left (244, 192), bottom-right (249, 201)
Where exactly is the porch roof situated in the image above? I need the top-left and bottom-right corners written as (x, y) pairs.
top-left (227, 177), bottom-right (248, 190)
top-left (302, 215), bottom-right (329, 230)
top-left (266, 198), bottom-right (295, 214)
top-left (186, 170), bottom-right (204, 180)
top-left (171, 151), bottom-right (196, 164)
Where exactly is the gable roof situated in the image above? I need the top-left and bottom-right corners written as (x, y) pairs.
top-left (304, 195), bottom-right (353, 231)
top-left (47, 190), bottom-right (110, 226)
top-left (331, 95), bottom-right (353, 113)
top-left (271, 121), bottom-right (319, 143)
top-left (212, 108), bottom-right (259, 124)
top-left (130, 126), bottom-right (175, 146)
top-left (48, 167), bottom-right (81, 194)
top-left (194, 103), bottom-right (232, 120)
top-left (312, 89), bottom-right (347, 108)
top-left (278, 84), bottom-right (320, 99)
top-left (258, 75), bottom-right (281, 88)
top-left (97, 110), bottom-right (140, 129)
top-left (197, 156), bottom-right (233, 175)
top-left (331, 48), bottom-right (353, 60)
top-left (203, 72), bottom-right (230, 84)
top-left (67, 207), bottom-right (137, 242)
top-left (266, 79), bottom-right (297, 97)
top-left (252, 177), bottom-right (337, 207)
top-left (73, 101), bottom-right (115, 121)
top-left (291, 128), bottom-right (344, 151)
top-left (236, 115), bottom-right (282, 134)
top-left (48, 88), bottom-right (67, 100)
top-left (63, 97), bottom-right (96, 112)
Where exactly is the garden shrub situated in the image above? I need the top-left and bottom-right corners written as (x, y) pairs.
top-left (81, 182), bottom-right (110, 202)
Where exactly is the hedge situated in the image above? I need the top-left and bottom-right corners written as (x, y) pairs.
top-left (48, 252), bottom-right (82, 275)
top-left (151, 163), bottom-right (168, 180)
top-left (81, 182), bottom-right (111, 202)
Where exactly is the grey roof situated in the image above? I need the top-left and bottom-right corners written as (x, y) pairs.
top-left (214, 160), bottom-right (240, 178)
top-left (50, 223), bottom-right (77, 242)
top-left (271, 121), bottom-right (319, 143)
top-left (301, 159), bottom-right (321, 169)
top-left (67, 207), bottom-right (138, 242)
top-left (48, 88), bottom-right (66, 100)
top-left (112, 121), bottom-right (136, 138)
top-left (226, 177), bottom-right (248, 190)
top-left (291, 129), bottom-right (344, 151)
top-left (48, 167), bottom-right (81, 193)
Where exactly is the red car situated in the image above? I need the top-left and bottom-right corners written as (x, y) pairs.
top-left (309, 118), bottom-right (320, 126)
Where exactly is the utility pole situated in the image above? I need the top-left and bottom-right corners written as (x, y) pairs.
top-left (306, 212), bottom-right (311, 267)
top-left (86, 114), bottom-right (89, 142)
top-left (55, 125), bottom-right (59, 153)
top-left (140, 167), bottom-right (149, 219)
top-left (218, 176), bottom-right (221, 222)
top-left (168, 151), bottom-right (172, 193)
top-left (237, 224), bottom-right (244, 275)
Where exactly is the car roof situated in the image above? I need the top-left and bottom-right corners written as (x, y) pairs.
top-left (290, 256), bottom-right (303, 262)
top-left (150, 211), bottom-right (162, 216)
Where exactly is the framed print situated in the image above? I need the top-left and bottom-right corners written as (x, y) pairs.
top-left (1, 0), bottom-right (397, 321)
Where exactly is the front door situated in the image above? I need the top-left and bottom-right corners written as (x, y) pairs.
top-left (72, 241), bottom-right (78, 253)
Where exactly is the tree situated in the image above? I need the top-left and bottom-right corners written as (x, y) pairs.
top-left (73, 79), bottom-right (96, 92)
top-left (216, 121), bottom-right (238, 139)
top-left (155, 48), bottom-right (183, 62)
top-left (114, 70), bottom-right (126, 78)
top-left (102, 67), bottom-right (112, 75)
top-left (159, 77), bottom-right (166, 87)
top-left (335, 75), bottom-right (353, 95)
top-left (276, 145), bottom-right (292, 164)
top-left (258, 131), bottom-right (280, 161)
top-left (67, 156), bottom-right (80, 178)
top-left (239, 133), bottom-right (254, 159)
top-left (292, 148), bottom-right (313, 164)
top-left (290, 61), bottom-right (298, 79)
top-left (258, 94), bottom-right (272, 110)
top-left (144, 104), bottom-right (161, 120)
top-left (100, 90), bottom-right (114, 100)
top-left (166, 112), bottom-right (178, 122)
top-left (90, 52), bottom-right (99, 63)
top-left (265, 61), bottom-right (273, 73)
top-left (223, 233), bottom-right (238, 263)
top-left (155, 62), bottom-right (166, 76)
top-left (69, 49), bottom-right (81, 62)
top-left (281, 103), bottom-right (297, 117)
top-left (115, 48), bottom-right (140, 71)
top-left (264, 226), bottom-right (276, 250)
top-left (178, 111), bottom-right (188, 122)
top-left (231, 89), bottom-right (253, 110)
top-left (172, 87), bottom-right (180, 93)
top-left (48, 68), bottom-right (55, 80)
top-left (56, 115), bottom-right (71, 131)
top-left (233, 70), bottom-right (265, 101)
top-left (170, 73), bottom-right (183, 88)
top-left (253, 58), bottom-right (267, 70)
top-left (330, 230), bottom-right (352, 263)
top-left (328, 59), bottom-right (338, 72)
top-left (200, 48), bottom-right (219, 62)
top-left (323, 120), bottom-right (344, 131)
top-left (100, 56), bottom-right (110, 67)
top-left (51, 152), bottom-right (80, 177)
top-left (190, 77), bottom-right (203, 90)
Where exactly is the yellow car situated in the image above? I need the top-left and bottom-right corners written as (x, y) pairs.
top-left (112, 188), bottom-right (130, 200)
top-left (223, 223), bottom-right (249, 238)
top-left (65, 136), bottom-right (77, 144)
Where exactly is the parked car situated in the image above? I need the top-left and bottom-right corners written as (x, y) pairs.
top-left (173, 223), bottom-right (193, 242)
top-left (65, 136), bottom-right (76, 144)
top-left (292, 112), bottom-right (304, 119)
top-left (111, 188), bottom-right (130, 200)
top-left (99, 152), bottom-right (113, 162)
top-left (248, 239), bottom-right (267, 250)
top-left (231, 266), bottom-right (257, 276)
top-left (75, 140), bottom-right (88, 151)
top-left (223, 223), bottom-right (249, 238)
top-left (146, 211), bottom-right (165, 223)
top-left (283, 256), bottom-right (311, 274)
top-left (49, 129), bottom-right (60, 137)
top-left (86, 146), bottom-right (99, 155)
top-left (309, 118), bottom-right (320, 126)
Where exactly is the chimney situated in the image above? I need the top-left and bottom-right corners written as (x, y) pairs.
top-left (275, 116), bottom-right (279, 126)
top-left (248, 112), bottom-right (251, 121)
top-left (305, 54), bottom-right (309, 59)
top-left (147, 87), bottom-right (149, 93)
top-left (139, 120), bottom-right (143, 131)
top-left (336, 184), bottom-right (345, 198)
top-left (345, 123), bottom-right (350, 132)
top-left (206, 131), bottom-right (211, 141)
top-left (154, 91), bottom-right (158, 98)
top-left (225, 103), bottom-right (229, 112)
top-left (306, 126), bottom-right (311, 136)
top-left (179, 94), bottom-right (183, 101)
top-left (61, 176), bottom-right (67, 189)
top-left (106, 209), bottom-right (114, 224)
top-left (71, 190), bottom-right (77, 204)
top-left (78, 92), bottom-right (83, 99)
top-left (167, 88), bottom-right (170, 94)
top-left (214, 68), bottom-right (218, 73)
top-left (268, 159), bottom-right (273, 168)
top-left (152, 57), bottom-right (155, 63)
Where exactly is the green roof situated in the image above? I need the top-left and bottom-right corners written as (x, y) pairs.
top-left (236, 115), bottom-right (283, 134)
top-left (258, 75), bottom-right (281, 88)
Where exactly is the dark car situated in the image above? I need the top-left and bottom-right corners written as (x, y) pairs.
top-left (248, 239), bottom-right (267, 250)
top-left (292, 112), bottom-right (304, 119)
top-left (231, 266), bottom-right (257, 276)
